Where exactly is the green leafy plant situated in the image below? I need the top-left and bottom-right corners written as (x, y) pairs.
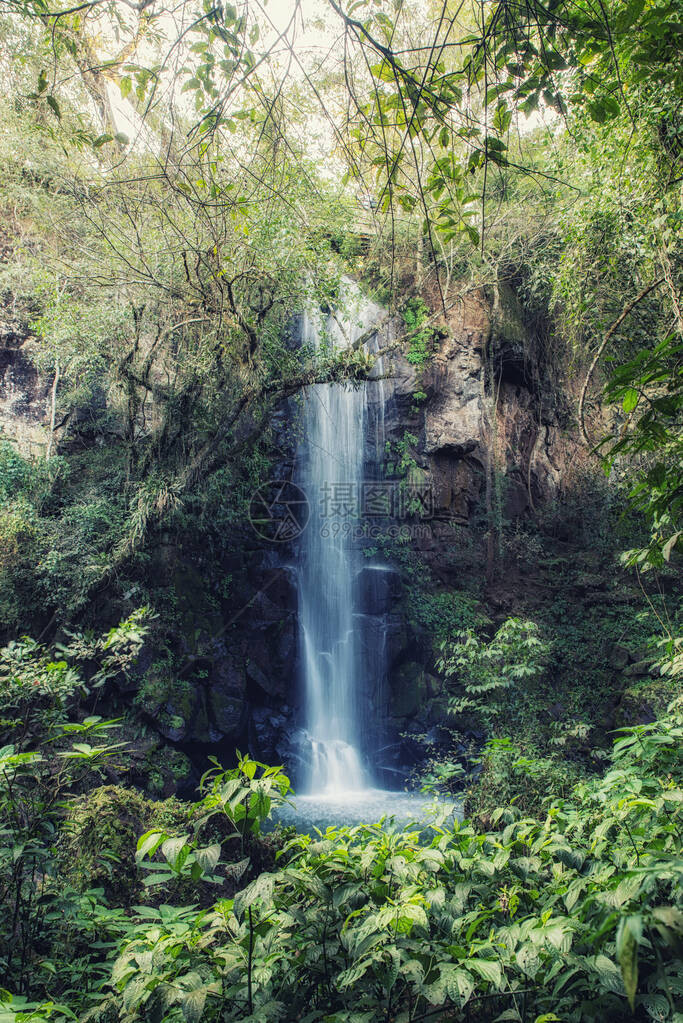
top-left (401, 297), bottom-right (439, 367)
top-left (99, 695), bottom-right (683, 1023)
top-left (439, 618), bottom-right (549, 730)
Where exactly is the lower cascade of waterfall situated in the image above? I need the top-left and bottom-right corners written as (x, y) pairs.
top-left (295, 283), bottom-right (381, 796)
top-left (308, 738), bottom-right (366, 795)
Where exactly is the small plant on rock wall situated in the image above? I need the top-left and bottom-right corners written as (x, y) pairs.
top-left (401, 297), bottom-right (440, 367)
top-left (384, 430), bottom-right (419, 478)
top-left (418, 756), bottom-right (466, 795)
top-left (438, 617), bottom-right (549, 731)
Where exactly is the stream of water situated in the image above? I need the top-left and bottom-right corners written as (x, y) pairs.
top-left (286, 283), bottom-right (462, 827)
top-left (296, 286), bottom-right (376, 794)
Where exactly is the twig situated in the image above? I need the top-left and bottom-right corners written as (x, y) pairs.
top-left (578, 278), bottom-right (664, 447)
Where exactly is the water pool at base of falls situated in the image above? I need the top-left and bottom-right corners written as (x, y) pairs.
top-left (268, 789), bottom-right (463, 835)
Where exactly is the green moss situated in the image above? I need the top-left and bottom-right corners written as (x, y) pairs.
top-left (60, 785), bottom-right (188, 904)
top-left (135, 659), bottom-right (194, 718)
top-left (137, 743), bottom-right (192, 797)
top-left (617, 676), bottom-right (679, 727)
top-left (406, 588), bottom-right (489, 642)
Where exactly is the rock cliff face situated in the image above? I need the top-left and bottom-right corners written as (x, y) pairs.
top-left (139, 283), bottom-right (585, 779)
top-left (0, 281), bottom-right (586, 782)
top-left (381, 284), bottom-right (576, 539)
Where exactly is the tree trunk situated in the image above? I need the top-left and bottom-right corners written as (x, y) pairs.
top-left (46, 360), bottom-right (60, 461)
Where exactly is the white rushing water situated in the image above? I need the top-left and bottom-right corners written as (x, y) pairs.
top-left (296, 285), bottom-right (382, 795)
top-left (272, 789), bottom-right (461, 834)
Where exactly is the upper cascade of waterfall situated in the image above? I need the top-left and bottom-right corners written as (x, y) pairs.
top-left (295, 281), bottom-right (386, 797)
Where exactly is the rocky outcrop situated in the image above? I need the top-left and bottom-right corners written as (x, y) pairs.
top-left (0, 297), bottom-right (48, 454)
top-left (381, 283), bottom-right (577, 530)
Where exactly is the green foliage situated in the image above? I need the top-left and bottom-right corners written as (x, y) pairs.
top-left (1, 614), bottom-right (682, 1022)
top-left (439, 619), bottom-right (549, 731)
top-left (134, 658), bottom-right (193, 720)
top-left (98, 698), bottom-right (683, 1023)
top-left (602, 331), bottom-right (683, 569)
top-left (197, 753), bottom-right (293, 846)
top-left (0, 635), bottom-right (84, 730)
top-left (418, 757), bottom-right (466, 796)
top-left (0, 616), bottom-right (153, 996)
top-left (401, 297), bottom-right (439, 367)
top-left (466, 737), bottom-right (586, 821)
top-left (0, 441), bottom-right (31, 499)
top-left (131, 754), bottom-right (292, 891)
top-left (0, 721), bottom-right (130, 998)
top-left (407, 588), bottom-right (489, 642)
top-left (384, 430), bottom-right (419, 478)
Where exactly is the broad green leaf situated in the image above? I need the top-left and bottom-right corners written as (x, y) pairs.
top-left (623, 388), bottom-right (639, 413)
top-left (616, 914), bottom-right (641, 1010)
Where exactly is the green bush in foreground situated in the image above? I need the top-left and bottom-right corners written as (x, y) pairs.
top-left (100, 701), bottom-right (683, 1023)
top-left (0, 621), bottom-right (681, 1023)
top-left (2, 704), bottom-right (680, 1022)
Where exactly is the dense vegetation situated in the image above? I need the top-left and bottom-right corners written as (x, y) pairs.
top-left (0, 0), bottom-right (681, 1020)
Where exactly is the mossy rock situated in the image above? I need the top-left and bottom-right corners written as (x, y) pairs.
top-left (60, 785), bottom-right (187, 904)
top-left (416, 695), bottom-right (451, 728)
top-left (616, 677), bottom-right (679, 728)
top-left (623, 658), bottom-right (656, 678)
top-left (173, 563), bottom-right (223, 653)
top-left (136, 663), bottom-right (194, 718)
top-left (140, 746), bottom-right (193, 796)
top-left (209, 688), bottom-right (247, 738)
top-left (389, 662), bottom-right (429, 718)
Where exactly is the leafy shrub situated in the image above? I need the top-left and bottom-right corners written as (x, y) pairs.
top-left (465, 736), bottom-right (586, 822)
top-left (439, 618), bottom-right (549, 730)
top-left (0, 440), bottom-right (30, 499)
top-left (407, 588), bottom-right (489, 642)
top-left (0, 636), bottom-right (85, 740)
top-left (100, 699), bottom-right (683, 1023)
top-left (401, 296), bottom-right (440, 366)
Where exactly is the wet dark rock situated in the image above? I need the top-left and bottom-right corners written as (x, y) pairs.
top-left (250, 707), bottom-right (288, 763)
top-left (208, 688), bottom-right (247, 740)
top-left (389, 661), bottom-right (429, 719)
top-left (355, 565), bottom-right (402, 615)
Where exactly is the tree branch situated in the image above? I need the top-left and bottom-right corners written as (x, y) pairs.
top-left (578, 277), bottom-right (664, 447)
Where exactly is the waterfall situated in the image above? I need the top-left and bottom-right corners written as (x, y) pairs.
top-left (296, 284), bottom-right (383, 795)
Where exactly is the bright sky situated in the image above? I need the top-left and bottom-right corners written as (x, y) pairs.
top-left (99, 0), bottom-right (546, 180)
